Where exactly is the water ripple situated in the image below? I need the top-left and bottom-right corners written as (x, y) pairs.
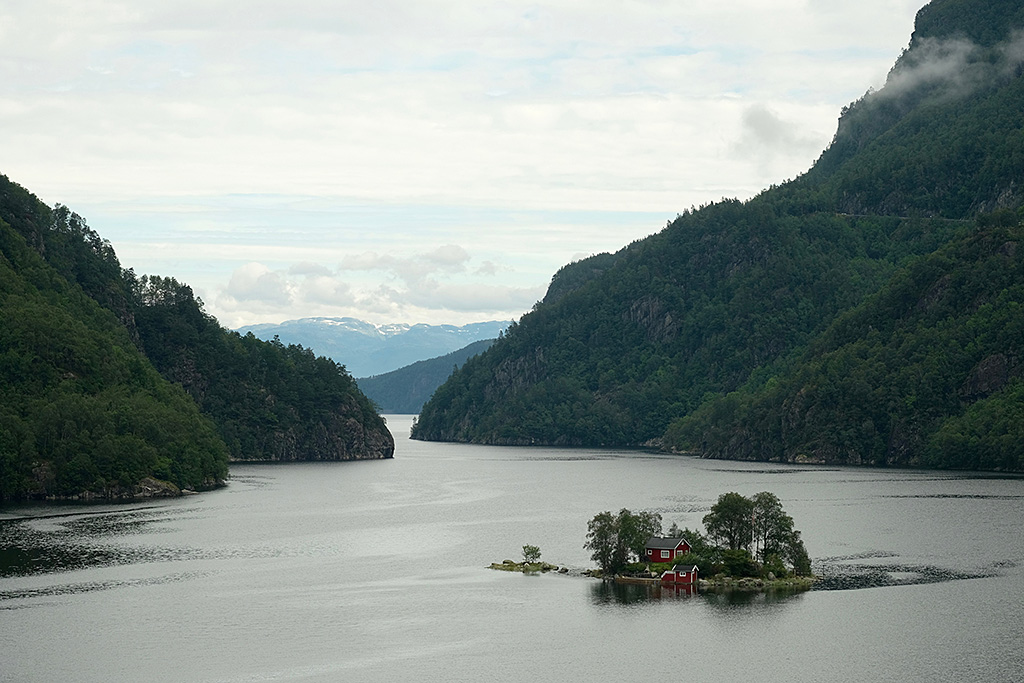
top-left (813, 556), bottom-right (999, 591)
top-left (0, 571), bottom-right (212, 606)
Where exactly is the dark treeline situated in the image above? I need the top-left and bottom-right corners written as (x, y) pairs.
top-left (0, 176), bottom-right (392, 501)
top-left (413, 0), bottom-right (1024, 471)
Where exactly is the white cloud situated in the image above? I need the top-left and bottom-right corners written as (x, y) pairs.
top-left (0, 0), bottom-right (927, 326)
top-left (3, 0), bottom-right (922, 206)
top-left (731, 103), bottom-right (824, 176)
top-left (300, 275), bottom-right (354, 307)
top-left (401, 282), bottom-right (546, 313)
top-left (204, 240), bottom-right (543, 326)
top-left (339, 244), bottom-right (472, 289)
top-left (475, 260), bottom-right (508, 276)
top-left (422, 244), bottom-right (470, 269)
top-left (339, 252), bottom-right (397, 272)
top-left (881, 37), bottom-right (981, 99)
top-left (737, 105), bottom-right (812, 152)
top-left (223, 262), bottom-right (293, 305)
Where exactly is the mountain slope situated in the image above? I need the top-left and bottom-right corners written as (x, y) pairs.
top-left (412, 0), bottom-right (1024, 470)
top-left (797, 5), bottom-right (1024, 218)
top-left (665, 222), bottom-right (1024, 470)
top-left (0, 174), bottom-right (393, 499)
top-left (356, 339), bottom-right (496, 414)
top-left (414, 208), bottom-right (967, 446)
top-left (133, 277), bottom-right (394, 462)
top-left (0, 185), bottom-right (228, 499)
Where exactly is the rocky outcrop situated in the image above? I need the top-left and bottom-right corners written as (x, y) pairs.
top-left (484, 347), bottom-right (546, 403)
top-left (39, 477), bottom-right (196, 502)
top-left (960, 353), bottom-right (1016, 399)
top-left (231, 404), bottom-right (394, 462)
top-left (488, 559), bottom-right (563, 573)
top-left (625, 295), bottom-right (679, 343)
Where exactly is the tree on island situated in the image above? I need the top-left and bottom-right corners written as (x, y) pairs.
top-left (584, 508), bottom-right (662, 574)
top-left (787, 530), bottom-right (812, 577)
top-left (702, 492), bottom-right (754, 551)
top-left (751, 492), bottom-right (797, 564)
top-left (701, 491), bottom-right (811, 576)
top-left (522, 544), bottom-right (542, 564)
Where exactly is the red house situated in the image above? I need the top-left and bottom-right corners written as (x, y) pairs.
top-left (661, 564), bottom-right (700, 585)
top-left (645, 536), bottom-right (691, 563)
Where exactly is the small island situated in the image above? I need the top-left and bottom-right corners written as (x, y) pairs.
top-left (488, 543), bottom-right (598, 576)
top-left (588, 493), bottom-right (815, 593)
top-left (491, 492), bottom-right (816, 593)
top-left (488, 559), bottom-right (564, 573)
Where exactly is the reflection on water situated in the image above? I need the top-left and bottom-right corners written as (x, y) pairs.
top-left (591, 580), bottom-right (657, 605)
top-left (0, 537), bottom-right (120, 578)
top-left (658, 583), bottom-right (698, 598)
top-left (591, 579), bottom-right (805, 609)
top-left (700, 588), bottom-right (807, 608)
top-left (702, 467), bottom-right (841, 475)
top-left (882, 493), bottom-right (1024, 500)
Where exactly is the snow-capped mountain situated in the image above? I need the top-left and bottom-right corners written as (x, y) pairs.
top-left (236, 317), bottom-right (510, 377)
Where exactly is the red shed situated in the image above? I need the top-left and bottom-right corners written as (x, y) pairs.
top-left (661, 564), bottom-right (700, 585)
top-left (645, 536), bottom-right (691, 563)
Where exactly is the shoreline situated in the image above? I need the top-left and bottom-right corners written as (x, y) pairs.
top-left (487, 560), bottom-right (816, 591)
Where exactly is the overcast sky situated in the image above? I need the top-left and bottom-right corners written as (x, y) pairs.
top-left (2, 0), bottom-right (924, 328)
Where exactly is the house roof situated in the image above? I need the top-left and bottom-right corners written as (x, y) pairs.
top-left (671, 564), bottom-right (699, 573)
top-left (645, 536), bottom-right (690, 550)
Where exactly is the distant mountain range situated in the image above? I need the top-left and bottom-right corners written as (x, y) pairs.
top-left (236, 317), bottom-right (510, 377)
top-left (356, 339), bottom-right (496, 414)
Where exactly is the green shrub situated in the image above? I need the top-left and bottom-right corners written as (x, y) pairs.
top-left (721, 549), bottom-right (760, 577)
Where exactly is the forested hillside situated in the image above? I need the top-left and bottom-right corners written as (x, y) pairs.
top-left (413, 0), bottom-right (1024, 470)
top-left (0, 176), bottom-right (393, 500)
top-left (665, 221), bottom-right (1024, 469)
top-left (133, 276), bottom-right (393, 462)
top-left (0, 183), bottom-right (228, 499)
top-left (357, 339), bottom-right (496, 414)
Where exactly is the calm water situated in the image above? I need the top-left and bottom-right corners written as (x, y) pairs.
top-left (2, 415), bottom-right (1023, 682)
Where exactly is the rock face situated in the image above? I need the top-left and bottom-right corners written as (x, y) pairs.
top-left (625, 295), bottom-right (679, 343)
top-left (41, 477), bottom-right (190, 502)
top-left (961, 354), bottom-right (1016, 399)
top-left (231, 410), bottom-right (395, 462)
top-left (131, 477), bottom-right (184, 498)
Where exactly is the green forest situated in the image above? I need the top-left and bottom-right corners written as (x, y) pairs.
top-left (0, 176), bottom-right (393, 501)
top-left (413, 0), bottom-right (1024, 471)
